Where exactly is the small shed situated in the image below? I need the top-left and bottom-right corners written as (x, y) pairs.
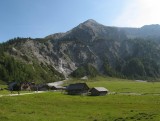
top-left (8, 82), bottom-right (21, 94)
top-left (89, 87), bottom-right (108, 96)
top-left (32, 84), bottom-right (49, 91)
top-left (8, 82), bottom-right (21, 91)
top-left (21, 82), bottom-right (31, 91)
top-left (66, 83), bottom-right (89, 95)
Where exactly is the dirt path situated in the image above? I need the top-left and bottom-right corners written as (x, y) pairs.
top-left (109, 92), bottom-right (160, 96)
top-left (0, 80), bottom-right (67, 98)
top-left (0, 91), bottom-right (45, 97)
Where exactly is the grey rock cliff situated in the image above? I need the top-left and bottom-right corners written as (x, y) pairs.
top-left (7, 20), bottom-right (160, 78)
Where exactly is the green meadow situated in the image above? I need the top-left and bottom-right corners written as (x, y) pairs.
top-left (0, 77), bottom-right (160, 121)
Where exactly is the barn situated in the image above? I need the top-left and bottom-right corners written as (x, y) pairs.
top-left (66, 83), bottom-right (89, 95)
top-left (36, 84), bottom-right (50, 91)
top-left (8, 82), bottom-right (21, 91)
top-left (89, 87), bottom-right (108, 96)
top-left (8, 82), bottom-right (21, 94)
top-left (21, 82), bottom-right (32, 91)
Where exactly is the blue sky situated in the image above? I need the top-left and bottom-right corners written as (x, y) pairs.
top-left (1, 0), bottom-right (160, 42)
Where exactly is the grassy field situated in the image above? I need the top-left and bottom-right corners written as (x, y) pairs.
top-left (0, 77), bottom-right (160, 121)
top-left (66, 76), bottom-right (160, 94)
top-left (88, 77), bottom-right (160, 94)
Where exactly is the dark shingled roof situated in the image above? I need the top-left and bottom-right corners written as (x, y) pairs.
top-left (66, 83), bottom-right (89, 90)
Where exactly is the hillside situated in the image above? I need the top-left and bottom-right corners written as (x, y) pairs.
top-left (1, 19), bottom-right (160, 83)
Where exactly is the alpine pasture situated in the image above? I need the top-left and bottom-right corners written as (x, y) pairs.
top-left (0, 77), bottom-right (160, 121)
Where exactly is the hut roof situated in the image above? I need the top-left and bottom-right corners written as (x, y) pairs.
top-left (66, 83), bottom-right (89, 90)
top-left (8, 82), bottom-right (19, 89)
top-left (92, 87), bottom-right (108, 92)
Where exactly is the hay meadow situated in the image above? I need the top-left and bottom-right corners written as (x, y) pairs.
top-left (0, 77), bottom-right (160, 121)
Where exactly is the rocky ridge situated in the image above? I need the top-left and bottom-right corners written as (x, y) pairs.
top-left (2, 19), bottom-right (160, 81)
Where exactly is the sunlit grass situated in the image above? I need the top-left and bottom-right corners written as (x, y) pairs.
top-left (66, 76), bottom-right (160, 94)
top-left (0, 77), bottom-right (160, 121)
top-left (0, 92), bottom-right (160, 121)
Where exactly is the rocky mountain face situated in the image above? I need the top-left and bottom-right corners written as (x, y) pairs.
top-left (1, 19), bottom-right (160, 83)
top-left (122, 24), bottom-right (160, 40)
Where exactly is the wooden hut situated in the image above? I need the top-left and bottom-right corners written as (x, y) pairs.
top-left (89, 87), bottom-right (108, 96)
top-left (8, 82), bottom-right (21, 94)
top-left (66, 83), bottom-right (89, 95)
top-left (21, 82), bottom-right (31, 91)
top-left (31, 84), bottom-right (49, 91)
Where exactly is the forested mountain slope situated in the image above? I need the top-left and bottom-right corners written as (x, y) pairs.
top-left (1, 19), bottom-right (160, 83)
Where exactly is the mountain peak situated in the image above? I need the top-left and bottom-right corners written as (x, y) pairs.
top-left (84, 19), bottom-right (98, 24)
top-left (81, 19), bottom-right (101, 27)
top-left (78, 19), bottom-right (101, 29)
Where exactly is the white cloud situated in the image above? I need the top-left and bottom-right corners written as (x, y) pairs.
top-left (113, 0), bottom-right (160, 27)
